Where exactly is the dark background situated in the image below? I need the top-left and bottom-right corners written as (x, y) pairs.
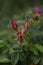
top-left (0, 0), bottom-right (43, 17)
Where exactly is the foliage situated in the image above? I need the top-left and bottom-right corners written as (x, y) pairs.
top-left (0, 6), bottom-right (43, 65)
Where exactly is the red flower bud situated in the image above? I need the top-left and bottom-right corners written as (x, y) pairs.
top-left (21, 27), bottom-right (26, 35)
top-left (11, 20), bottom-right (18, 30)
top-left (17, 32), bottom-right (23, 41)
top-left (33, 13), bottom-right (40, 20)
top-left (25, 20), bottom-right (30, 28)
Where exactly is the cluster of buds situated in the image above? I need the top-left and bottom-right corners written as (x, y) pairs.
top-left (11, 20), bottom-right (30, 41)
top-left (11, 6), bottom-right (42, 41)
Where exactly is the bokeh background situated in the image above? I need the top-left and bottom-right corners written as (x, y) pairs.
top-left (0, 0), bottom-right (43, 39)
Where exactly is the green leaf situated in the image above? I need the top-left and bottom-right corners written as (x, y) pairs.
top-left (31, 55), bottom-right (41, 64)
top-left (9, 48), bottom-right (14, 55)
top-left (2, 46), bottom-right (8, 54)
top-left (11, 52), bottom-right (19, 65)
top-left (0, 55), bottom-right (10, 63)
top-left (30, 44), bottom-right (38, 55)
top-left (40, 56), bottom-right (43, 65)
top-left (34, 44), bottom-right (43, 53)
top-left (0, 40), bottom-right (5, 47)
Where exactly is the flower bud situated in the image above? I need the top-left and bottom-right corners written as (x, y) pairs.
top-left (11, 20), bottom-right (18, 30)
top-left (21, 27), bottom-right (26, 35)
top-left (34, 6), bottom-right (42, 14)
top-left (25, 20), bottom-right (30, 28)
top-left (17, 32), bottom-right (23, 41)
top-left (33, 13), bottom-right (40, 20)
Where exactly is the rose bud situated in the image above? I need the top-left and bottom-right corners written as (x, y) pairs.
top-left (21, 27), bottom-right (26, 35)
top-left (17, 32), bottom-right (23, 41)
top-left (33, 13), bottom-right (40, 20)
top-left (11, 20), bottom-right (18, 30)
top-left (34, 6), bottom-right (42, 14)
top-left (25, 20), bottom-right (30, 28)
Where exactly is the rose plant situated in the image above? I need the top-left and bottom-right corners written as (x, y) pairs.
top-left (0, 6), bottom-right (43, 65)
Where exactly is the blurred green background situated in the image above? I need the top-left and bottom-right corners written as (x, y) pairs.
top-left (0, 0), bottom-right (43, 38)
